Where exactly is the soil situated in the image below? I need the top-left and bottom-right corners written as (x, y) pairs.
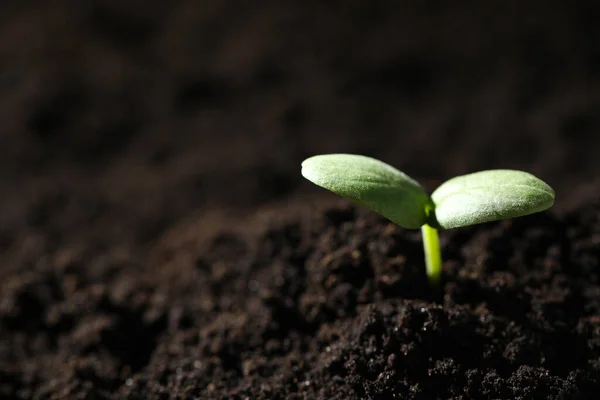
top-left (1, 1), bottom-right (600, 399)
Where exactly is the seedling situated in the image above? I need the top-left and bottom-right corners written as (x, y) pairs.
top-left (301, 154), bottom-right (555, 287)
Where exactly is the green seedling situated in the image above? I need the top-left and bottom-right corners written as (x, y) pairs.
top-left (301, 154), bottom-right (555, 287)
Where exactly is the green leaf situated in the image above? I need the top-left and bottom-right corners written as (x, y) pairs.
top-left (431, 169), bottom-right (555, 229)
top-left (301, 154), bottom-right (430, 229)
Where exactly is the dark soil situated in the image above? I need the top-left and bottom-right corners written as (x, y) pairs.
top-left (1, 1), bottom-right (600, 399)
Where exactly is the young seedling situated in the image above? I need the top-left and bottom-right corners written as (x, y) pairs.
top-left (301, 154), bottom-right (555, 287)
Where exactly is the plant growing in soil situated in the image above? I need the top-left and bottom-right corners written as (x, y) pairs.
top-left (301, 154), bottom-right (555, 287)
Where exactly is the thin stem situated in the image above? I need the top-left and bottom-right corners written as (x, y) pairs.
top-left (421, 223), bottom-right (442, 288)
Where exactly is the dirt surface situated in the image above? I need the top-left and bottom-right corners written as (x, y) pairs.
top-left (1, 1), bottom-right (600, 399)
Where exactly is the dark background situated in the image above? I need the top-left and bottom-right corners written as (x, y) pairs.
top-left (1, 1), bottom-right (599, 398)
top-left (1, 1), bottom-right (598, 244)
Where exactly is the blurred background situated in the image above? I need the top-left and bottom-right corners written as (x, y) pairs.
top-left (0, 0), bottom-right (598, 248)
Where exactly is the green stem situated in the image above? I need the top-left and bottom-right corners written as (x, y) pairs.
top-left (421, 223), bottom-right (442, 287)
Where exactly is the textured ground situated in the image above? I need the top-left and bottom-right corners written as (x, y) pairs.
top-left (1, 1), bottom-right (600, 399)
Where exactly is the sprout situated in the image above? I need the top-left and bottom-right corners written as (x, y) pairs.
top-left (301, 154), bottom-right (555, 287)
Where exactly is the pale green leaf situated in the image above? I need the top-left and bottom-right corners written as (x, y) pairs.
top-left (301, 154), bottom-right (430, 229)
top-left (431, 169), bottom-right (555, 229)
